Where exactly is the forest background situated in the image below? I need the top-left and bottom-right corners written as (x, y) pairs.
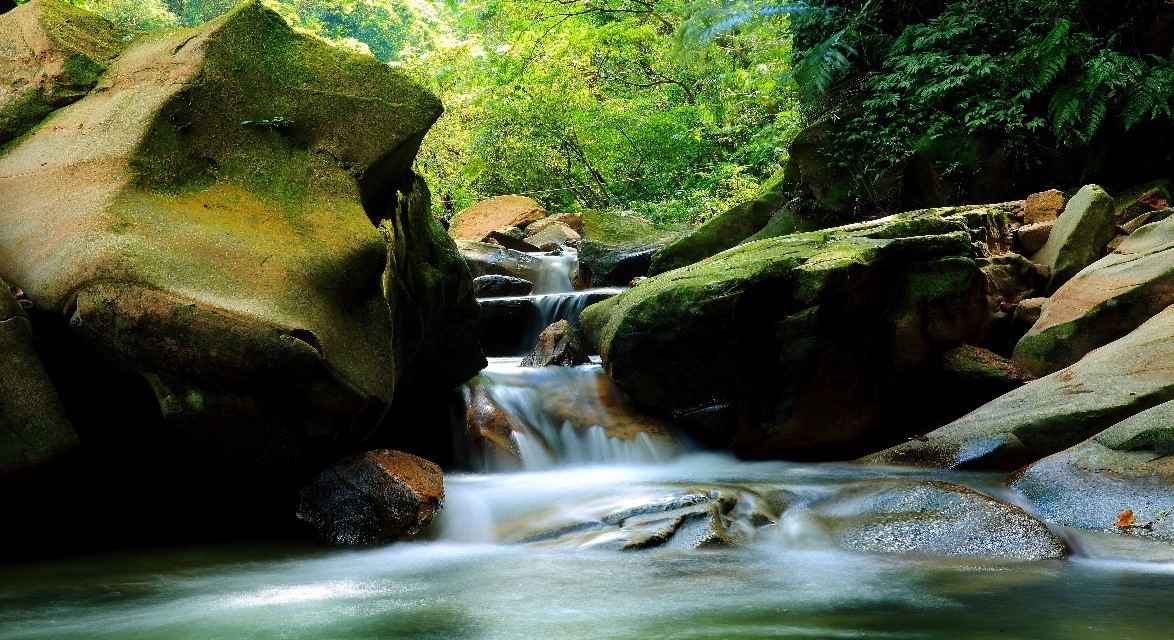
top-left (14, 0), bottom-right (1174, 226)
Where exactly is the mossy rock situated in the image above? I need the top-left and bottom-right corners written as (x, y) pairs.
top-left (649, 165), bottom-right (797, 275)
top-left (579, 209), bottom-right (683, 285)
top-left (866, 304), bottom-right (1174, 470)
top-left (1031, 184), bottom-right (1116, 290)
top-left (1113, 179), bottom-right (1171, 223)
top-left (0, 1), bottom-right (469, 473)
top-left (1014, 215), bottom-right (1174, 376)
top-left (582, 205), bottom-right (1026, 457)
top-left (0, 0), bottom-right (130, 146)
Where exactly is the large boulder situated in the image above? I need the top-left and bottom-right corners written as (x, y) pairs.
top-left (296, 449), bottom-right (443, 546)
top-left (582, 204), bottom-right (1034, 457)
top-left (0, 2), bottom-right (479, 474)
top-left (447, 195), bottom-right (547, 242)
top-left (1013, 215), bottom-right (1174, 376)
top-left (0, 279), bottom-right (78, 473)
top-left (648, 166), bottom-right (793, 275)
top-left (1012, 400), bottom-right (1174, 541)
top-left (865, 304), bottom-right (1174, 470)
top-left (782, 480), bottom-right (1066, 560)
top-left (1030, 184), bottom-right (1116, 290)
top-left (0, 0), bottom-right (129, 145)
top-left (578, 209), bottom-right (682, 286)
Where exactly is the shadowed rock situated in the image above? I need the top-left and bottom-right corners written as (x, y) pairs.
top-left (297, 449), bottom-right (443, 546)
top-left (521, 320), bottom-right (591, 367)
top-left (865, 305), bottom-right (1174, 470)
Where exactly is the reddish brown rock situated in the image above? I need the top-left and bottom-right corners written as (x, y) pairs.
top-left (448, 196), bottom-right (548, 242)
top-left (521, 320), bottom-right (591, 367)
top-left (1024, 189), bottom-right (1068, 224)
top-left (297, 450), bottom-right (443, 546)
top-left (1016, 220), bottom-right (1053, 254)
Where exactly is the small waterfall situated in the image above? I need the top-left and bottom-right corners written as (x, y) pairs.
top-left (458, 359), bottom-right (680, 471)
top-left (474, 244), bottom-right (624, 356)
top-left (528, 249), bottom-right (579, 294)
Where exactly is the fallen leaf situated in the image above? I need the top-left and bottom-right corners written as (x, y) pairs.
top-left (1115, 510), bottom-right (1136, 528)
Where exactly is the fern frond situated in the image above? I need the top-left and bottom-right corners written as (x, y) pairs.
top-left (1029, 20), bottom-right (1072, 90)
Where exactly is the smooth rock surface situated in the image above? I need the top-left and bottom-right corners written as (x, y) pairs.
top-left (1014, 215), bottom-right (1174, 376)
top-left (296, 449), bottom-right (443, 546)
top-left (473, 275), bottom-right (532, 298)
top-left (0, 0), bottom-right (128, 144)
top-left (448, 195), bottom-right (547, 242)
top-left (865, 305), bottom-right (1174, 470)
top-left (1012, 400), bottom-right (1174, 541)
top-left (1031, 184), bottom-right (1116, 290)
top-left (1016, 221), bottom-right (1053, 254)
top-left (784, 480), bottom-right (1066, 560)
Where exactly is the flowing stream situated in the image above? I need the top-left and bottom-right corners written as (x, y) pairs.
top-left (3, 248), bottom-right (1174, 639)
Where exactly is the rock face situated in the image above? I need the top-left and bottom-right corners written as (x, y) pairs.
top-left (865, 305), bottom-right (1174, 470)
top-left (1012, 400), bottom-right (1174, 541)
top-left (1031, 184), bottom-right (1116, 290)
top-left (473, 275), bottom-right (532, 298)
top-left (448, 195), bottom-right (548, 242)
top-left (1024, 189), bottom-right (1067, 224)
top-left (1016, 221), bottom-right (1053, 254)
top-left (582, 205), bottom-right (1035, 456)
top-left (1014, 215), bottom-right (1174, 376)
top-left (579, 209), bottom-right (681, 286)
top-left (0, 0), bottom-right (129, 145)
top-left (525, 221), bottom-right (580, 249)
top-left (784, 480), bottom-right (1066, 560)
top-left (0, 2), bottom-right (482, 475)
top-left (514, 485), bottom-right (783, 551)
top-left (297, 449), bottom-right (443, 546)
top-left (649, 166), bottom-right (792, 275)
top-left (0, 280), bottom-right (78, 473)
top-left (521, 320), bottom-right (591, 367)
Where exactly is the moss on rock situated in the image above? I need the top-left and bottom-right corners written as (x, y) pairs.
top-left (0, 0), bottom-right (129, 146)
top-left (581, 205), bottom-right (1027, 456)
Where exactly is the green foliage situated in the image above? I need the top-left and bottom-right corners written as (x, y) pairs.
top-left (48, 0), bottom-right (800, 225)
top-left (755, 0), bottom-right (1174, 214)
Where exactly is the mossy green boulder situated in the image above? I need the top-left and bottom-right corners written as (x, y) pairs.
top-left (648, 166), bottom-right (796, 275)
top-left (1030, 184), bottom-right (1116, 290)
top-left (581, 204), bottom-right (1033, 457)
top-left (865, 304), bottom-right (1174, 470)
top-left (578, 209), bottom-right (683, 285)
top-left (0, 0), bottom-right (129, 145)
top-left (0, 1), bottom-right (481, 472)
top-left (1012, 399), bottom-right (1174, 541)
top-left (1014, 215), bottom-right (1174, 376)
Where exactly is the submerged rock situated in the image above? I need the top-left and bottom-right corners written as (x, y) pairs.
top-left (521, 320), bottom-right (591, 367)
top-left (448, 195), bottom-right (548, 242)
top-left (1012, 400), bottom-right (1174, 541)
top-left (865, 305), bottom-right (1174, 470)
top-left (1014, 215), bottom-right (1174, 376)
top-left (1030, 184), bottom-right (1116, 290)
top-left (297, 450), bottom-right (443, 546)
top-left (516, 485), bottom-right (784, 551)
top-left (784, 480), bottom-right (1066, 560)
top-left (582, 204), bottom-right (1032, 457)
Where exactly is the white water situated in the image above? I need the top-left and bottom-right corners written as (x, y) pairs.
top-left (528, 249), bottom-right (579, 294)
top-left (5, 456), bottom-right (1174, 640)
top-left (459, 358), bottom-right (680, 471)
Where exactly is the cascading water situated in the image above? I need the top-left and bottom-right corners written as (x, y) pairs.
top-left (475, 247), bottom-right (625, 356)
top-left (458, 358), bottom-right (680, 471)
top-left (7, 240), bottom-right (1174, 640)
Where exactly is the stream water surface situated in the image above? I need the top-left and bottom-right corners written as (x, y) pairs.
top-left (3, 248), bottom-right (1172, 640)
